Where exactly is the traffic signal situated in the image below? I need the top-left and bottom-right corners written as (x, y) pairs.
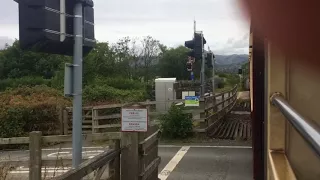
top-left (186, 62), bottom-right (192, 71)
top-left (238, 68), bottom-right (243, 74)
top-left (205, 52), bottom-right (214, 68)
top-left (185, 32), bottom-right (206, 60)
top-left (17, 0), bottom-right (95, 56)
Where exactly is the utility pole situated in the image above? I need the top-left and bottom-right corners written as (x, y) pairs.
top-left (194, 20), bottom-right (206, 95)
top-left (72, 1), bottom-right (83, 168)
top-left (185, 22), bottom-right (206, 95)
top-left (200, 32), bottom-right (206, 95)
top-left (212, 52), bottom-right (215, 95)
top-left (192, 20), bottom-right (196, 82)
top-left (208, 47), bottom-right (215, 95)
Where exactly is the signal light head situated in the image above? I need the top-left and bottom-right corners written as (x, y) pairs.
top-left (187, 50), bottom-right (195, 57)
top-left (186, 62), bottom-right (192, 71)
top-left (185, 40), bottom-right (194, 49)
top-left (184, 32), bottom-right (206, 60)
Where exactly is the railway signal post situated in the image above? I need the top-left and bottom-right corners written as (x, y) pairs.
top-left (15, 0), bottom-right (96, 168)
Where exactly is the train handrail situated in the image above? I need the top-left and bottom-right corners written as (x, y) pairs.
top-left (270, 93), bottom-right (320, 157)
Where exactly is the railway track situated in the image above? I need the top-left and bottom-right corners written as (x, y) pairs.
top-left (208, 112), bottom-right (252, 140)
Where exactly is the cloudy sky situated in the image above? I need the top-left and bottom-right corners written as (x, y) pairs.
top-left (0, 0), bottom-right (249, 54)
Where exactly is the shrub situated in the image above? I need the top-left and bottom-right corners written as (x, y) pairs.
top-left (0, 85), bottom-right (71, 138)
top-left (92, 76), bottom-right (145, 90)
top-left (83, 84), bottom-right (146, 103)
top-left (0, 76), bottom-right (51, 91)
top-left (214, 77), bottom-right (225, 89)
top-left (226, 74), bottom-right (240, 86)
top-left (50, 70), bottom-right (65, 90)
top-left (159, 104), bottom-right (193, 139)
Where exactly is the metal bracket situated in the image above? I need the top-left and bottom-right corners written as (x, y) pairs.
top-left (270, 92), bottom-right (283, 104)
top-left (64, 63), bottom-right (80, 97)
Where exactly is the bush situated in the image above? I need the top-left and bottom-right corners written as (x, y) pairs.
top-left (214, 77), bottom-right (225, 89)
top-left (226, 74), bottom-right (240, 86)
top-left (0, 76), bottom-right (51, 91)
top-left (92, 77), bottom-right (145, 90)
top-left (50, 70), bottom-right (65, 90)
top-left (0, 85), bottom-right (71, 138)
top-left (159, 104), bottom-right (193, 139)
top-left (83, 84), bottom-right (146, 103)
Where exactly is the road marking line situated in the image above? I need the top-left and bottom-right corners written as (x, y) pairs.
top-left (158, 146), bottom-right (190, 180)
top-left (10, 170), bottom-right (70, 174)
top-left (158, 145), bottom-right (252, 148)
top-left (17, 167), bottom-right (69, 170)
top-left (42, 146), bottom-right (104, 151)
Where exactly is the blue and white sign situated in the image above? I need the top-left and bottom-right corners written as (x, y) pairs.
top-left (185, 96), bottom-right (200, 107)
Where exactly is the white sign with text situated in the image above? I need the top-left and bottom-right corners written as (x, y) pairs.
top-left (121, 108), bottom-right (148, 132)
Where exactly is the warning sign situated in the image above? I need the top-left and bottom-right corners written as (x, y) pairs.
top-left (121, 108), bottom-right (148, 132)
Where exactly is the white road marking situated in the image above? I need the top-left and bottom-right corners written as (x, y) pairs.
top-left (158, 145), bottom-right (252, 149)
top-left (42, 146), bottom-right (104, 151)
top-left (47, 150), bottom-right (104, 158)
top-left (10, 167), bottom-right (71, 174)
top-left (158, 146), bottom-right (190, 180)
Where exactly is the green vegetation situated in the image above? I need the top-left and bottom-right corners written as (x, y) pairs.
top-left (0, 85), bottom-right (70, 138)
top-left (215, 72), bottom-right (240, 92)
top-left (0, 36), bottom-right (215, 138)
top-left (159, 104), bottom-right (193, 139)
top-left (0, 35), bottom-right (246, 138)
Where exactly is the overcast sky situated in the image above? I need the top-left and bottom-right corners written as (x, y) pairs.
top-left (0, 0), bottom-right (249, 54)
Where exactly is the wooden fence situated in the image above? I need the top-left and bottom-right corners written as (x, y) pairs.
top-left (61, 85), bottom-right (238, 135)
top-left (63, 100), bottom-right (185, 135)
top-left (202, 85), bottom-right (238, 133)
top-left (0, 125), bottom-right (161, 180)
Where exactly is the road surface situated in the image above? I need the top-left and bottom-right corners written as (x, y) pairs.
top-left (0, 143), bottom-right (252, 180)
top-left (158, 145), bottom-right (252, 180)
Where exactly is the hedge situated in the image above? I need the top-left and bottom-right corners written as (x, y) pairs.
top-left (83, 84), bottom-right (146, 103)
top-left (0, 85), bottom-right (71, 138)
top-left (0, 76), bottom-right (51, 91)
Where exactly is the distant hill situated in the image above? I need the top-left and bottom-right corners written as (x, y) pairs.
top-left (215, 54), bottom-right (248, 65)
top-left (214, 54), bottom-right (249, 73)
top-left (129, 53), bottom-right (249, 74)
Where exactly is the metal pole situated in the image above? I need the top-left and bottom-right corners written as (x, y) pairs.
top-left (271, 93), bottom-right (320, 158)
top-left (72, 1), bottom-right (83, 168)
top-left (211, 52), bottom-right (215, 96)
top-left (200, 32), bottom-right (205, 95)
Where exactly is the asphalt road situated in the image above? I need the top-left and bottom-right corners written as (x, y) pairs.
top-left (1, 144), bottom-right (252, 180)
top-left (158, 145), bottom-right (253, 180)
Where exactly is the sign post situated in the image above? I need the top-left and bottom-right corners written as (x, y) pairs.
top-left (121, 107), bottom-right (148, 132)
top-left (15, 0), bottom-right (96, 169)
top-left (121, 103), bottom-right (148, 180)
top-left (72, 1), bottom-right (83, 168)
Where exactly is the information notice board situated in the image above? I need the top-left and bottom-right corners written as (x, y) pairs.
top-left (121, 108), bottom-right (148, 132)
top-left (185, 96), bottom-right (200, 107)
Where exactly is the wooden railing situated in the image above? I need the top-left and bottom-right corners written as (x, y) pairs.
top-left (61, 86), bottom-right (238, 135)
top-left (194, 85), bottom-right (238, 133)
top-left (0, 125), bottom-right (161, 180)
top-left (0, 132), bottom-right (120, 179)
top-left (63, 100), bottom-right (186, 134)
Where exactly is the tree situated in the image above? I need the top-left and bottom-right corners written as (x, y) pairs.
top-left (140, 36), bottom-right (160, 82)
top-left (0, 40), bottom-right (69, 79)
top-left (158, 46), bottom-right (190, 80)
top-left (83, 42), bottom-right (116, 84)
